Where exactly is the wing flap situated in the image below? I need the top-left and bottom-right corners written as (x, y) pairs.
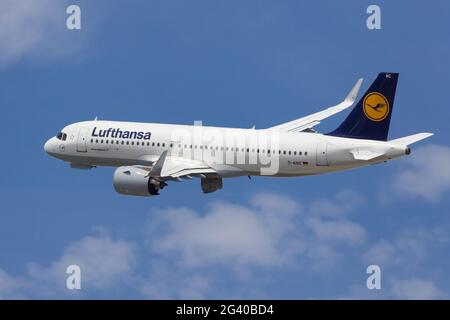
top-left (160, 156), bottom-right (216, 178)
top-left (167, 168), bottom-right (217, 178)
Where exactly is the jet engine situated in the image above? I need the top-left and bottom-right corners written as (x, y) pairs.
top-left (201, 175), bottom-right (223, 193)
top-left (113, 166), bottom-right (166, 196)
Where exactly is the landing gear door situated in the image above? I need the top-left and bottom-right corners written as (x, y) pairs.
top-left (316, 142), bottom-right (328, 166)
top-left (76, 127), bottom-right (89, 152)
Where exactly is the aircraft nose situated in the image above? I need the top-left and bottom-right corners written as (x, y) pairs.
top-left (44, 138), bottom-right (55, 154)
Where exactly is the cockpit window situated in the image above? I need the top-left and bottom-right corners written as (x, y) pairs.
top-left (56, 132), bottom-right (67, 141)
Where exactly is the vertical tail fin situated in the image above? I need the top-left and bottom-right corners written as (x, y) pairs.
top-left (327, 72), bottom-right (399, 141)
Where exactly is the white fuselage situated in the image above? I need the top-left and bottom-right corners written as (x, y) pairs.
top-left (44, 120), bottom-right (409, 178)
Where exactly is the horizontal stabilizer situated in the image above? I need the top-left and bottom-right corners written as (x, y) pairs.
top-left (389, 132), bottom-right (434, 146)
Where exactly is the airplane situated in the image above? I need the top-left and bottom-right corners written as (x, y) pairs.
top-left (44, 73), bottom-right (433, 197)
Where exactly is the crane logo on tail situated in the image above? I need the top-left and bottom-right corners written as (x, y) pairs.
top-left (363, 92), bottom-right (389, 121)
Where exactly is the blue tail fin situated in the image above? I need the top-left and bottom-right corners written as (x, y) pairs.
top-left (327, 72), bottom-right (399, 141)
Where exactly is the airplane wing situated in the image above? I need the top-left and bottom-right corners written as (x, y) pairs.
top-left (160, 157), bottom-right (217, 179)
top-left (140, 151), bottom-right (217, 180)
top-left (269, 78), bottom-right (363, 132)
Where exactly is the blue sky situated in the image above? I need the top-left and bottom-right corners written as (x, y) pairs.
top-left (1, 0), bottom-right (450, 299)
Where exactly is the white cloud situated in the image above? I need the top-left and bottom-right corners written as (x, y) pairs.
top-left (28, 232), bottom-right (136, 293)
top-left (149, 191), bottom-right (366, 271)
top-left (0, 0), bottom-right (87, 67)
top-left (308, 189), bottom-right (364, 217)
top-left (350, 227), bottom-right (450, 300)
top-left (7, 190), bottom-right (446, 300)
top-left (250, 192), bottom-right (300, 214)
top-left (138, 262), bottom-right (211, 299)
top-left (0, 268), bottom-right (28, 299)
top-left (0, 232), bottom-right (136, 298)
top-left (363, 227), bottom-right (449, 268)
top-left (306, 218), bottom-right (366, 245)
top-left (392, 144), bottom-right (450, 202)
top-left (363, 240), bottom-right (396, 266)
top-left (339, 284), bottom-right (385, 300)
top-left (150, 196), bottom-right (301, 268)
top-left (140, 191), bottom-right (369, 297)
top-left (8, 191), bottom-right (362, 299)
top-left (13, 190), bottom-right (447, 299)
top-left (341, 278), bottom-right (446, 300)
top-left (390, 278), bottom-right (444, 300)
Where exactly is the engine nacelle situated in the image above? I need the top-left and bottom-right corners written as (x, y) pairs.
top-left (113, 166), bottom-right (163, 197)
top-left (201, 176), bottom-right (223, 193)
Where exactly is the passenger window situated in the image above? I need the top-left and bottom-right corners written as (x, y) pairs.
top-left (305, 152), bottom-right (308, 156)
top-left (288, 151), bottom-right (291, 155)
top-left (157, 143), bottom-right (160, 147)
top-left (126, 141), bottom-right (129, 145)
top-left (162, 143), bottom-right (165, 147)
